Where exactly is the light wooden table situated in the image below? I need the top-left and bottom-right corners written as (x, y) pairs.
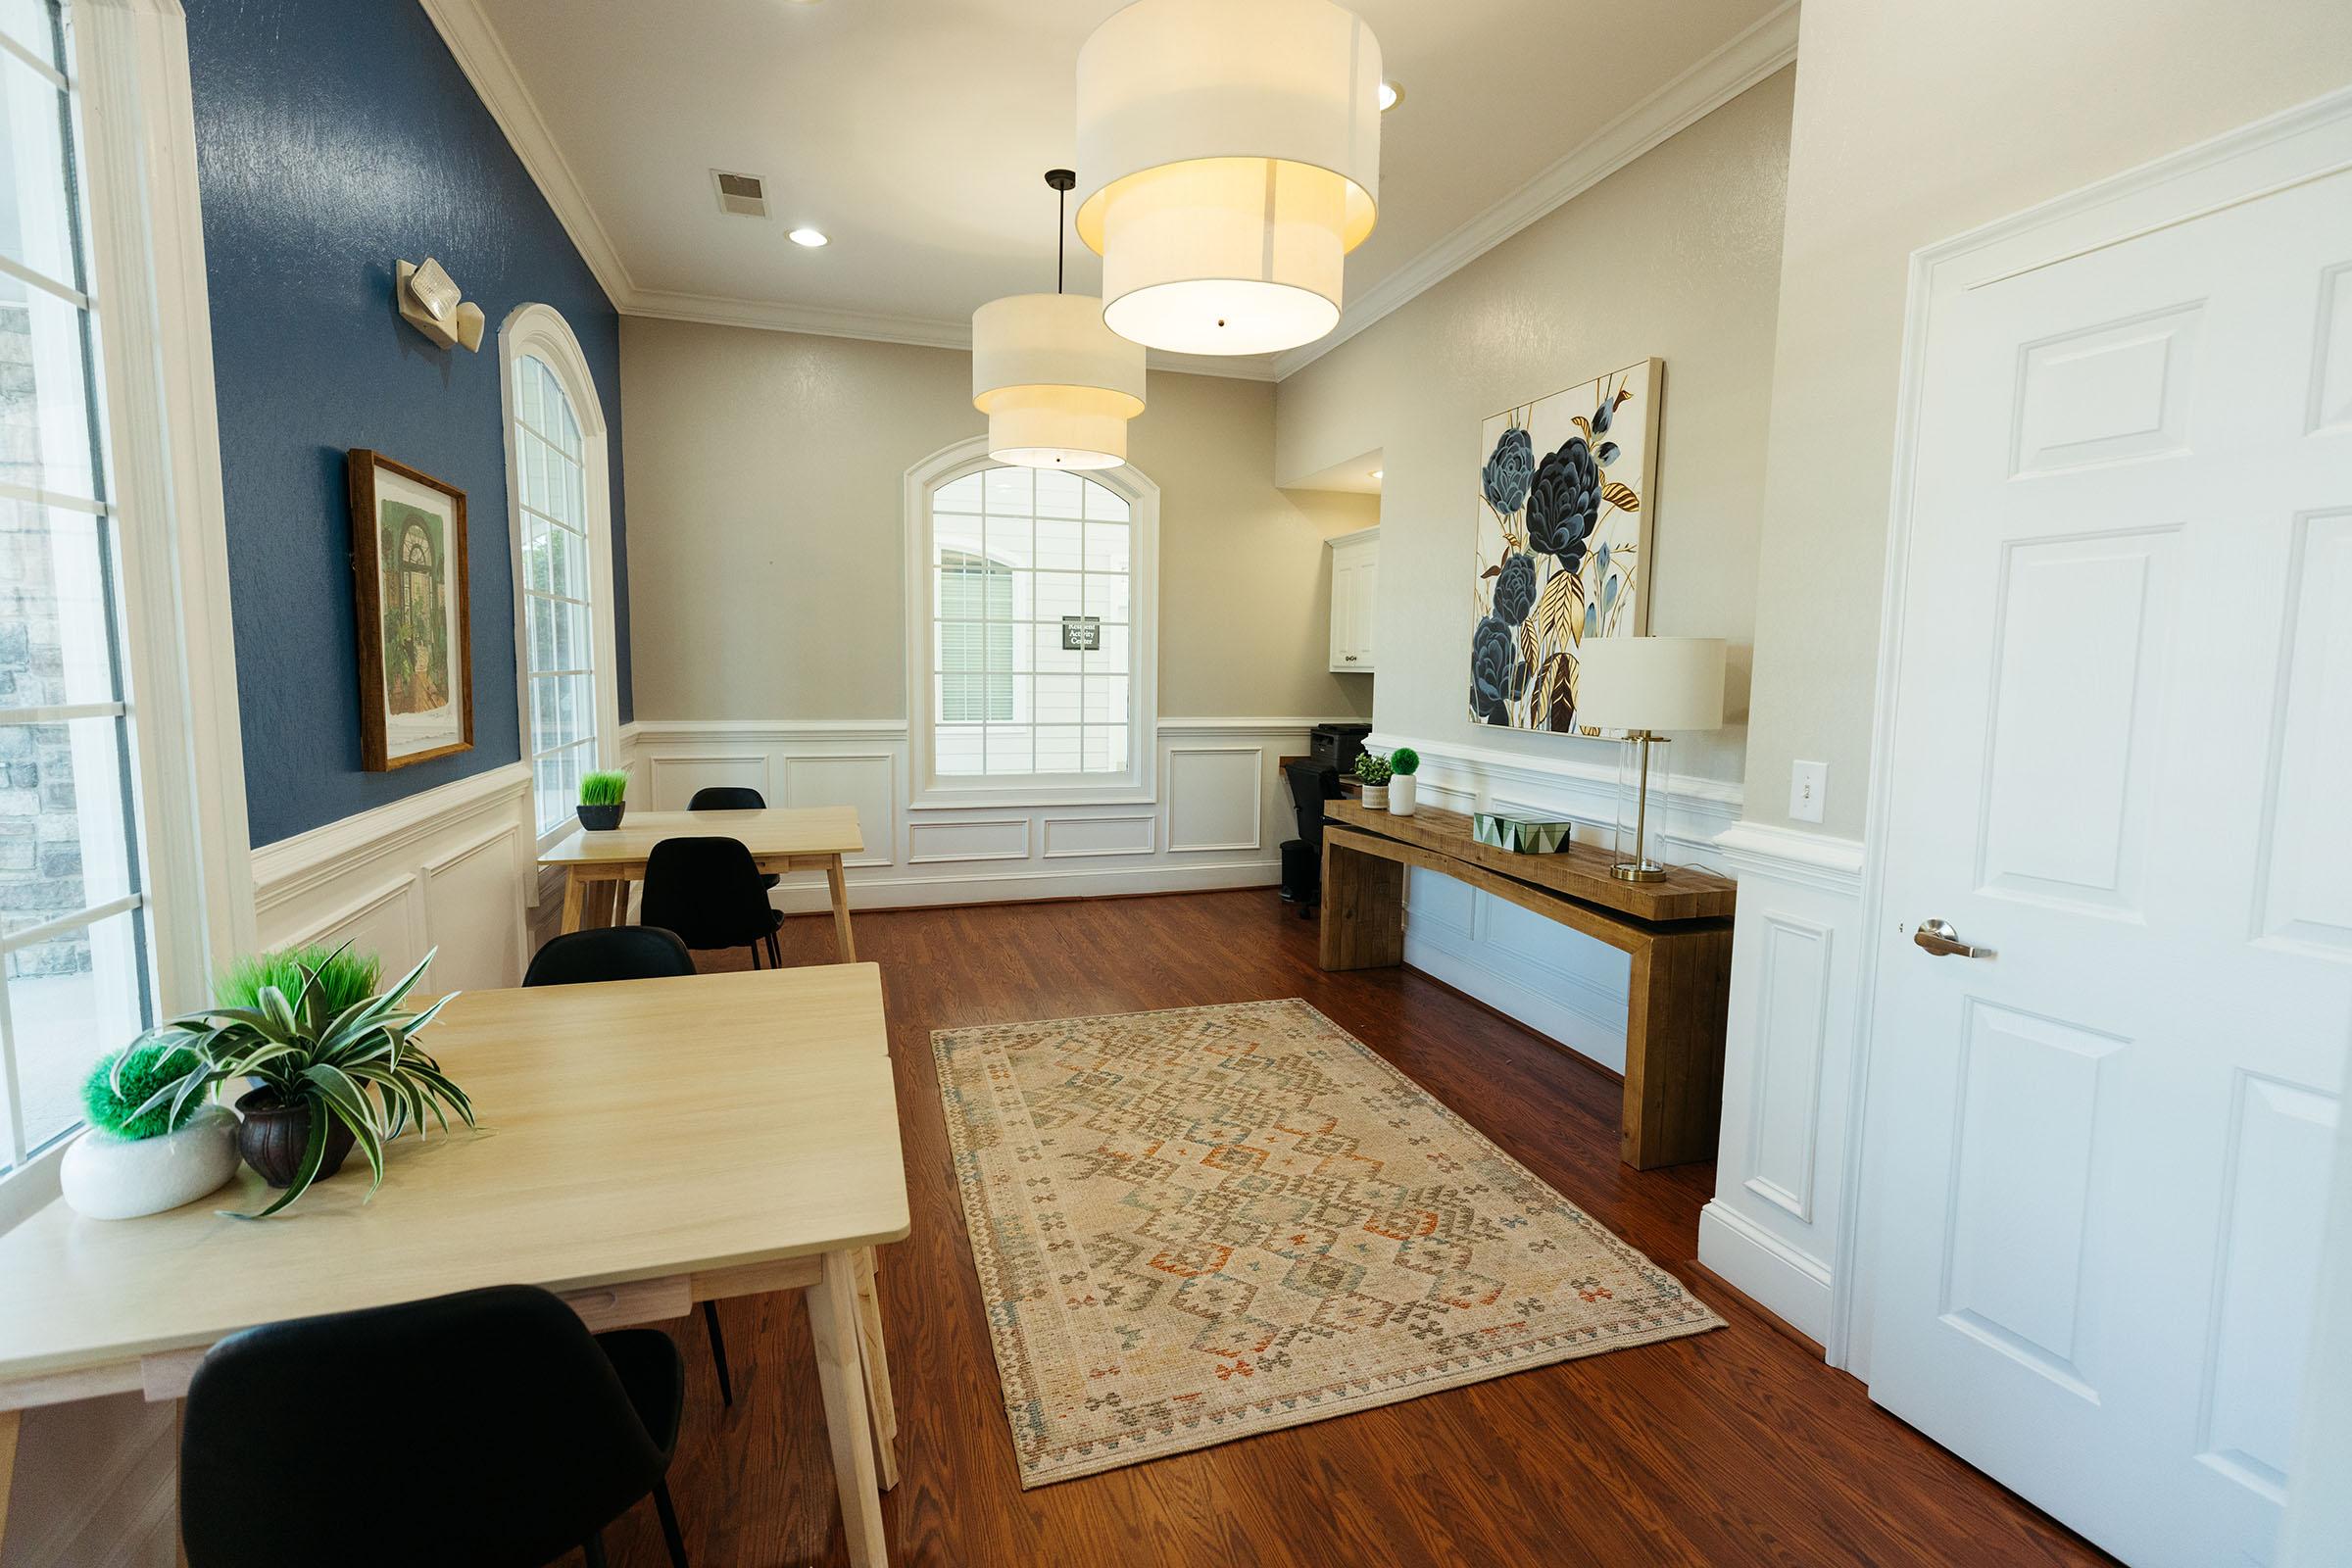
top-left (0, 964), bottom-right (909, 1566)
top-left (1319, 800), bottom-right (1737, 1169)
top-left (542, 806), bottom-right (864, 961)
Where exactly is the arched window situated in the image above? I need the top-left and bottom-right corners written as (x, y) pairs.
top-left (499, 305), bottom-right (617, 839)
top-left (905, 440), bottom-right (1158, 807)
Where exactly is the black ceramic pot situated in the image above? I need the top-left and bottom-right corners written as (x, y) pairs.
top-left (576, 802), bottom-right (625, 831)
top-left (235, 1088), bottom-right (356, 1189)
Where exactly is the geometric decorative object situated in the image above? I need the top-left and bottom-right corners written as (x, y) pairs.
top-left (935, 999), bottom-right (1722, 1487)
top-left (1576, 635), bottom-right (1726, 882)
top-left (1471, 811), bottom-right (1577, 855)
top-left (1074, 0), bottom-right (1382, 356)
top-left (1469, 357), bottom-right (1663, 734)
top-left (973, 170), bottom-right (1148, 470)
top-left (395, 256), bottom-right (485, 352)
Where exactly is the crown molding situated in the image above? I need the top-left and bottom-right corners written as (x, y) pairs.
top-left (416, 0), bottom-right (636, 309)
top-left (1268, 0), bottom-right (1800, 380)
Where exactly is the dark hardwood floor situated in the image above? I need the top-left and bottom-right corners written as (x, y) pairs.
top-left (599, 889), bottom-right (2112, 1567)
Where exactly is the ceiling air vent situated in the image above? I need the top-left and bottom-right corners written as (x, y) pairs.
top-left (712, 170), bottom-right (767, 219)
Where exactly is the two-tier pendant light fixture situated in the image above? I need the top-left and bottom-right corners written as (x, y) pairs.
top-left (971, 169), bottom-right (1147, 470)
top-left (1074, 0), bottom-right (1383, 358)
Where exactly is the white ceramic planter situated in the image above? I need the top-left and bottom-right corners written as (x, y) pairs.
top-left (61, 1104), bottom-right (240, 1220)
top-left (1388, 774), bottom-right (1417, 815)
top-left (1360, 783), bottom-right (1389, 809)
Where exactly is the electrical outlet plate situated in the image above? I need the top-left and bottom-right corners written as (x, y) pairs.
top-left (1789, 760), bottom-right (1827, 824)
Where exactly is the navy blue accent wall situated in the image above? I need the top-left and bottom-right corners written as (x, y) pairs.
top-left (184, 0), bottom-right (632, 848)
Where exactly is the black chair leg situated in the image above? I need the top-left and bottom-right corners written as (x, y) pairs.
top-left (765, 931), bottom-right (782, 967)
top-left (748, 941), bottom-right (762, 970)
top-left (703, 1298), bottom-right (734, 1407)
top-left (582, 1532), bottom-right (609, 1568)
top-left (653, 1478), bottom-right (691, 1568)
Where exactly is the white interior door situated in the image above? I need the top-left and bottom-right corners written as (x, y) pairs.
top-left (1863, 155), bottom-right (2352, 1567)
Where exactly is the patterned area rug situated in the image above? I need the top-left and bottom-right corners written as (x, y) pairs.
top-left (934, 999), bottom-right (1724, 1487)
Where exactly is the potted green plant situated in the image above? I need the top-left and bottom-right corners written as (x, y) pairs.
top-left (1353, 751), bottom-right (1393, 809)
top-left (1387, 747), bottom-right (1421, 815)
top-left (125, 944), bottom-right (476, 1218)
top-left (577, 768), bottom-right (629, 831)
top-left (58, 1042), bottom-right (241, 1220)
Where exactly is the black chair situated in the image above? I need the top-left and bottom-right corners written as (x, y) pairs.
top-left (522, 927), bottom-right (736, 1407)
top-left (1280, 760), bottom-right (1343, 919)
top-left (640, 836), bottom-right (785, 970)
top-left (180, 1285), bottom-right (690, 1568)
top-left (687, 786), bottom-right (779, 892)
top-left (523, 925), bottom-right (696, 988)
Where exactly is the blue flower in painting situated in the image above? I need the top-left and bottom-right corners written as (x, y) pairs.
top-left (1468, 613), bottom-right (1527, 725)
top-left (1525, 436), bottom-right (1600, 571)
top-left (1492, 551), bottom-right (1540, 626)
top-left (1482, 427), bottom-right (1535, 516)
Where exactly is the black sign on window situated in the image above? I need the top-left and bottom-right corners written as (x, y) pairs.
top-left (1061, 615), bottom-right (1102, 652)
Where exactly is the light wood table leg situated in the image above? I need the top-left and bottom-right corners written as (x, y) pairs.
top-left (808, 1249), bottom-right (887, 1566)
top-left (600, 877), bottom-right (627, 928)
top-left (825, 855), bottom-right (857, 963)
top-left (0, 1407), bottom-right (19, 1557)
top-left (854, 1247), bottom-right (899, 1490)
top-left (560, 870), bottom-right (586, 935)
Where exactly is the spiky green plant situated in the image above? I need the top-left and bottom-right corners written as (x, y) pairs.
top-left (123, 944), bottom-right (474, 1219)
top-left (1389, 747), bottom-right (1421, 777)
top-left (1354, 753), bottom-right (1394, 786)
top-left (579, 769), bottom-right (629, 807)
top-left (82, 1042), bottom-right (202, 1141)
top-left (216, 944), bottom-right (381, 1014)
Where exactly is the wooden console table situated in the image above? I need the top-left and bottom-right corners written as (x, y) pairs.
top-left (1319, 800), bottom-right (1737, 1169)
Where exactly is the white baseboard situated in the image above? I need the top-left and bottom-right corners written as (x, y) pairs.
top-left (1699, 1199), bottom-right (1833, 1344)
top-left (771, 854), bottom-right (1281, 913)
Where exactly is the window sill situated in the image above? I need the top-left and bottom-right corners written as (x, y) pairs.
top-left (908, 780), bottom-right (1156, 811)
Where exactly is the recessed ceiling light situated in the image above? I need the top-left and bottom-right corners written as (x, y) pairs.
top-left (787, 227), bottom-right (829, 248)
top-left (1378, 80), bottom-right (1402, 112)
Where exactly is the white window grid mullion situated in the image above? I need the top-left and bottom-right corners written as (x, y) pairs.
top-left (520, 501), bottom-right (584, 536)
top-left (530, 734), bottom-right (597, 768)
top-left (0, 700), bottom-right (127, 724)
top-left (524, 589), bottom-right (592, 612)
top-left (0, 24), bottom-right (66, 88)
top-left (513, 414), bottom-right (582, 462)
top-left (0, 963), bottom-right (23, 1166)
top-left (0, 892), bottom-right (146, 956)
top-left (0, 479), bottom-right (110, 516)
top-left (0, 251), bottom-right (90, 312)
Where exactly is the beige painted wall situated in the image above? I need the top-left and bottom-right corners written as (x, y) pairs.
top-left (619, 318), bottom-right (1379, 723)
top-left (1741, 0), bottom-right (2352, 837)
top-left (1273, 70), bottom-right (1796, 788)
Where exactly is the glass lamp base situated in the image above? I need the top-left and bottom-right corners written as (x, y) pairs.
top-left (1609, 859), bottom-right (1668, 883)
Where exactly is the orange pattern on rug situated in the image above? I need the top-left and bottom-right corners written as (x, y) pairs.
top-left (934, 999), bottom-right (1724, 1486)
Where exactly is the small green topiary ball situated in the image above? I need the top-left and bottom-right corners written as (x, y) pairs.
top-left (81, 1042), bottom-right (199, 1141)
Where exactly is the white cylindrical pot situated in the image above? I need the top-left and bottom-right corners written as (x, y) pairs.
top-left (1359, 783), bottom-right (1388, 809)
top-left (1387, 774), bottom-right (1416, 815)
top-left (61, 1104), bottom-right (240, 1220)
top-left (1075, 0), bottom-right (1382, 356)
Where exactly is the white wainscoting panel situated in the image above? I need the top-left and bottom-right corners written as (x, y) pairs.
top-left (1366, 732), bottom-right (1739, 1077)
top-left (625, 718), bottom-right (1327, 912)
top-left (250, 762), bottom-right (535, 992)
top-left (1700, 818), bottom-right (1869, 1348)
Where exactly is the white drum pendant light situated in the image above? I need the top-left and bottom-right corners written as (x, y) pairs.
top-left (1075, 0), bottom-right (1382, 357)
top-left (972, 169), bottom-right (1147, 469)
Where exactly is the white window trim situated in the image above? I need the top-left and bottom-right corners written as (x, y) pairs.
top-left (497, 303), bottom-right (619, 851)
top-left (1, 0), bottom-right (255, 1220)
top-left (903, 436), bottom-right (1159, 810)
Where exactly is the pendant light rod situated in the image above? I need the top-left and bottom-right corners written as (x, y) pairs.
top-left (1046, 168), bottom-right (1076, 295)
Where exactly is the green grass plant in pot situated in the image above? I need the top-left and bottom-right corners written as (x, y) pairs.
top-left (578, 768), bottom-right (629, 831)
top-left (1387, 747), bottom-right (1421, 816)
top-left (126, 944), bottom-right (476, 1218)
top-left (1353, 751), bottom-right (1393, 809)
top-left (59, 1041), bottom-right (241, 1220)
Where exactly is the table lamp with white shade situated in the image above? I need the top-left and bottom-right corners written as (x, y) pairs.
top-left (1575, 636), bottom-right (1727, 882)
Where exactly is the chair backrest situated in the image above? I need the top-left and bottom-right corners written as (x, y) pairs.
top-left (180, 1285), bottom-right (665, 1568)
top-left (638, 835), bottom-right (773, 951)
top-left (524, 925), bottom-right (697, 988)
top-left (687, 785), bottom-right (766, 811)
top-left (1284, 760), bottom-right (1342, 849)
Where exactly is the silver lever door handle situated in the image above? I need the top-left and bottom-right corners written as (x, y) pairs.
top-left (1914, 918), bottom-right (1992, 959)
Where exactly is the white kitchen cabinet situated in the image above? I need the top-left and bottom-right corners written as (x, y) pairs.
top-left (1327, 526), bottom-right (1380, 673)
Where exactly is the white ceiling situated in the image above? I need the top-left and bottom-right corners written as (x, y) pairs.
top-left (466, 0), bottom-right (1789, 376)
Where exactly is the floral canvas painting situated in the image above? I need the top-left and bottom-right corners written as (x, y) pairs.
top-left (1468, 357), bottom-right (1661, 734)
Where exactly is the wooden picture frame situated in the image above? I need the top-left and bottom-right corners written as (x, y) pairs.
top-left (348, 449), bottom-right (473, 770)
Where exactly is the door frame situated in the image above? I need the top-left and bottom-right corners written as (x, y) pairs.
top-left (1833, 83), bottom-right (2352, 1378)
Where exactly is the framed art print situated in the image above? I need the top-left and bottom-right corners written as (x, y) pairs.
top-left (348, 449), bottom-right (472, 770)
